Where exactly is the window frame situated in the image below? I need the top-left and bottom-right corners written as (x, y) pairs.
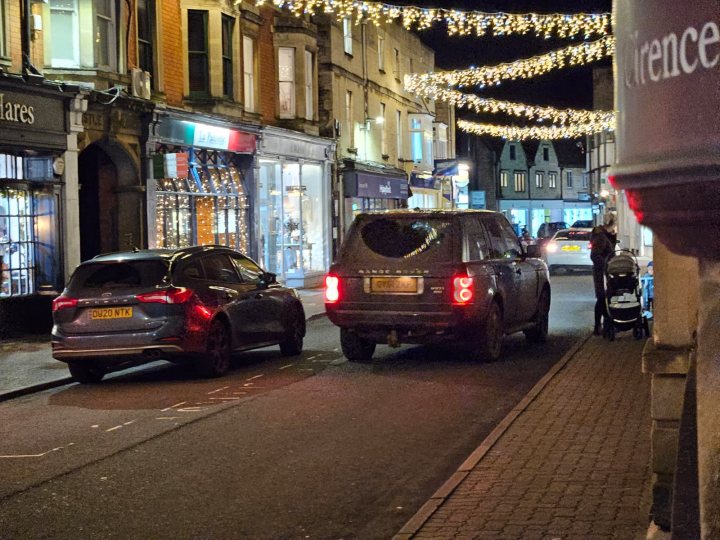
top-left (549, 172), bottom-right (558, 189)
top-left (342, 17), bottom-right (353, 55)
top-left (242, 35), bottom-right (256, 112)
top-left (304, 49), bottom-right (314, 121)
top-left (93, 0), bottom-right (117, 70)
top-left (278, 46), bottom-right (296, 119)
top-left (393, 48), bottom-right (400, 79)
top-left (187, 10), bottom-right (209, 95)
top-left (396, 109), bottom-right (402, 161)
top-left (543, 147), bottom-right (549, 161)
top-left (509, 145), bottom-right (516, 160)
top-left (221, 14), bottom-right (235, 99)
top-left (513, 171), bottom-right (526, 192)
top-left (565, 170), bottom-right (573, 188)
top-left (377, 32), bottom-right (385, 71)
top-left (500, 170), bottom-right (509, 188)
top-left (535, 171), bottom-right (544, 189)
top-left (379, 102), bottom-right (386, 155)
top-left (345, 90), bottom-right (354, 147)
top-left (136, 0), bottom-right (155, 82)
top-left (0, 0), bottom-right (7, 58)
top-left (49, 0), bottom-right (80, 68)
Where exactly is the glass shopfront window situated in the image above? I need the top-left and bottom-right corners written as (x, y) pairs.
top-left (0, 153), bottom-right (62, 297)
top-left (344, 197), bottom-right (402, 229)
top-left (155, 148), bottom-right (250, 253)
top-left (258, 159), bottom-right (329, 282)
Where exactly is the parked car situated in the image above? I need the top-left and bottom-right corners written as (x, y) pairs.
top-left (325, 210), bottom-right (551, 362)
top-left (571, 219), bottom-right (593, 228)
top-left (543, 228), bottom-right (594, 274)
top-left (536, 221), bottom-right (568, 250)
top-left (51, 246), bottom-right (306, 383)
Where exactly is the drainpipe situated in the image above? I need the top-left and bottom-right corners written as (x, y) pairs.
top-left (20, 0), bottom-right (31, 74)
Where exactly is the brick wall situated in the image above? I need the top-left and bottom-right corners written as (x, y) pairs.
top-left (258, 6), bottom-right (277, 124)
top-left (160, 0), bottom-right (184, 106)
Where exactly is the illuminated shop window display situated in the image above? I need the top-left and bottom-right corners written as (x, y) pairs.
top-left (155, 149), bottom-right (249, 253)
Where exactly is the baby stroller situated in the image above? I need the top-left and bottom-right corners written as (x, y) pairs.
top-left (603, 250), bottom-right (651, 341)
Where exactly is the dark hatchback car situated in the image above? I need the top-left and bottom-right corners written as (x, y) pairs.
top-left (52, 246), bottom-right (306, 383)
top-left (325, 210), bottom-right (551, 362)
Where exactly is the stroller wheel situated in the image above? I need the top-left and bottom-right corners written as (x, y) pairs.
top-left (633, 326), bottom-right (644, 340)
top-left (605, 325), bottom-right (615, 341)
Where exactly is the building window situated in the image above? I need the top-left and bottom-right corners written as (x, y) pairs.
top-left (94, 0), bottom-right (116, 69)
top-left (410, 117), bottom-right (423, 162)
top-left (380, 103), bottom-right (386, 155)
top-left (50, 0), bottom-right (79, 67)
top-left (396, 110), bottom-right (402, 161)
top-left (278, 47), bottom-right (295, 118)
top-left (343, 17), bottom-right (352, 55)
top-left (377, 32), bottom-right (385, 71)
top-left (137, 0), bottom-right (155, 83)
top-left (187, 10), bottom-right (209, 94)
top-left (509, 145), bottom-right (516, 160)
top-left (549, 172), bottom-right (557, 189)
top-left (393, 48), bottom-right (400, 79)
top-left (304, 50), bottom-right (314, 120)
top-left (433, 123), bottom-right (448, 160)
top-left (543, 147), bottom-right (549, 161)
top-left (514, 171), bottom-right (526, 192)
top-left (221, 15), bottom-right (234, 99)
top-left (0, 0), bottom-right (5, 57)
top-left (565, 171), bottom-right (573, 188)
top-left (535, 172), bottom-right (544, 188)
top-left (345, 90), bottom-right (354, 147)
top-left (243, 36), bottom-right (255, 112)
top-left (500, 170), bottom-right (509, 188)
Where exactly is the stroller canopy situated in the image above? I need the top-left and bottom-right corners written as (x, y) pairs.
top-left (607, 252), bottom-right (637, 275)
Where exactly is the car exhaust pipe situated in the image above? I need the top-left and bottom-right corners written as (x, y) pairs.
top-left (387, 330), bottom-right (400, 348)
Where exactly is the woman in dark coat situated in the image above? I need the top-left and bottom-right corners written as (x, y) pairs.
top-left (590, 225), bottom-right (615, 334)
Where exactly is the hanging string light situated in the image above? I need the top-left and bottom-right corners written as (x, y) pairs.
top-left (405, 36), bottom-right (615, 92)
top-left (409, 86), bottom-right (615, 126)
top-left (457, 119), bottom-right (616, 141)
top-left (254, 0), bottom-right (611, 39)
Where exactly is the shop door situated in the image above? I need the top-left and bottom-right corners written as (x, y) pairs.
top-left (79, 145), bottom-right (118, 261)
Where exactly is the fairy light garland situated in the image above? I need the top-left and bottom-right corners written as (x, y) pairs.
top-left (457, 119), bottom-right (615, 141)
top-left (254, 0), bottom-right (611, 39)
top-left (405, 36), bottom-right (615, 92)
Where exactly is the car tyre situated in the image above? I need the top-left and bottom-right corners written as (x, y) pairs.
top-left (476, 301), bottom-right (503, 361)
top-left (197, 319), bottom-right (231, 378)
top-left (340, 328), bottom-right (376, 362)
top-left (280, 306), bottom-right (305, 357)
top-left (524, 288), bottom-right (550, 343)
top-left (68, 361), bottom-right (105, 384)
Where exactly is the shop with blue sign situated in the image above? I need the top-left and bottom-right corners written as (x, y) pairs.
top-left (342, 160), bottom-right (408, 229)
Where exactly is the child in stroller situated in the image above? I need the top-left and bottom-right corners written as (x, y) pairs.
top-left (603, 250), bottom-right (651, 341)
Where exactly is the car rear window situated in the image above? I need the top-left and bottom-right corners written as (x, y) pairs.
top-left (342, 217), bottom-right (454, 262)
top-left (554, 230), bottom-right (591, 241)
top-left (68, 260), bottom-right (170, 292)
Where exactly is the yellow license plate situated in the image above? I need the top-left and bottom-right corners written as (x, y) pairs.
top-left (561, 245), bottom-right (581, 251)
top-left (371, 277), bottom-right (418, 293)
top-left (90, 307), bottom-right (133, 320)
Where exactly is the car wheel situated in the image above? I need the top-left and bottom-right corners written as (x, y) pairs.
top-left (524, 288), bottom-right (550, 343)
top-left (68, 361), bottom-right (105, 384)
top-left (476, 301), bottom-right (503, 361)
top-left (197, 319), bottom-right (231, 378)
top-left (280, 306), bottom-right (304, 357)
top-left (340, 328), bottom-right (376, 362)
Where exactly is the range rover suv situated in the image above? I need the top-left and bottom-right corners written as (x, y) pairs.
top-left (325, 210), bottom-right (551, 362)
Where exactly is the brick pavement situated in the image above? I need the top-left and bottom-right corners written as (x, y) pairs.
top-left (398, 334), bottom-right (652, 540)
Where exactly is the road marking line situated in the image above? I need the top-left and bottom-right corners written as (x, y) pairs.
top-left (156, 417), bottom-right (180, 420)
top-left (106, 425), bottom-right (123, 432)
top-left (233, 391), bottom-right (247, 395)
top-left (299, 368), bottom-right (314, 372)
top-left (246, 374), bottom-right (264, 381)
top-left (161, 401), bottom-right (186, 412)
top-left (207, 386), bottom-right (230, 395)
top-left (279, 364), bottom-right (294, 370)
top-left (307, 355), bottom-right (317, 360)
top-left (123, 420), bottom-right (136, 426)
top-left (177, 406), bottom-right (206, 412)
top-left (0, 443), bottom-right (75, 459)
top-left (209, 397), bottom-right (241, 401)
top-left (91, 425), bottom-right (100, 428)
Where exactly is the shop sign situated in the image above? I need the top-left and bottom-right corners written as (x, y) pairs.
top-left (613, 0), bottom-right (719, 188)
top-left (0, 89), bottom-right (65, 134)
top-left (260, 132), bottom-right (330, 161)
top-left (470, 190), bottom-right (486, 209)
top-left (158, 119), bottom-right (256, 153)
top-left (346, 172), bottom-right (408, 199)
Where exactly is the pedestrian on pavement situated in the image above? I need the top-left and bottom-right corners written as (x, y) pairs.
top-left (590, 223), bottom-right (615, 335)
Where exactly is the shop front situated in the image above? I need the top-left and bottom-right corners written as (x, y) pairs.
top-left (257, 127), bottom-right (334, 288)
top-left (408, 172), bottom-right (443, 209)
top-left (0, 77), bottom-right (74, 332)
top-left (342, 160), bottom-right (408, 229)
top-left (148, 114), bottom-right (258, 258)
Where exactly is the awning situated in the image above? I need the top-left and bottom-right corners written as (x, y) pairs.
top-left (343, 170), bottom-right (408, 200)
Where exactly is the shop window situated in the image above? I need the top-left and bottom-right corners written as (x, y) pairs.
top-left (514, 171), bottom-right (526, 192)
top-left (187, 10), bottom-right (209, 94)
top-left (243, 36), bottom-right (256, 112)
top-left (221, 15), bottom-right (234, 99)
top-left (342, 17), bottom-right (352, 55)
top-left (377, 32), bottom-right (385, 71)
top-left (137, 0), bottom-right (156, 84)
top-left (278, 47), bottom-right (295, 118)
top-left (535, 172), bottom-right (544, 188)
top-left (94, 0), bottom-right (116, 69)
top-left (49, 0), bottom-right (80, 67)
top-left (304, 50), bottom-right (314, 121)
top-left (549, 172), bottom-right (557, 189)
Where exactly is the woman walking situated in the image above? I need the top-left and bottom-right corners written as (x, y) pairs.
top-left (590, 223), bottom-right (615, 334)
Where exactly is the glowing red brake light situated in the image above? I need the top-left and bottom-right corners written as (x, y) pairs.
top-left (52, 295), bottom-right (78, 312)
top-left (452, 274), bottom-right (474, 305)
top-left (136, 287), bottom-right (194, 304)
top-left (325, 275), bottom-right (340, 303)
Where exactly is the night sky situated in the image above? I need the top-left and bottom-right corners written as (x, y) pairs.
top-left (398, 0), bottom-right (613, 114)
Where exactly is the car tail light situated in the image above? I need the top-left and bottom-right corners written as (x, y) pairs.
top-left (325, 274), bottom-right (340, 303)
top-left (452, 274), bottom-right (474, 305)
top-left (545, 242), bottom-right (559, 253)
top-left (136, 287), bottom-right (194, 304)
top-left (52, 295), bottom-right (78, 312)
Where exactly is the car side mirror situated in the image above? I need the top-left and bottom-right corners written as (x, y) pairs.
top-left (260, 272), bottom-right (277, 287)
top-left (524, 244), bottom-right (541, 258)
